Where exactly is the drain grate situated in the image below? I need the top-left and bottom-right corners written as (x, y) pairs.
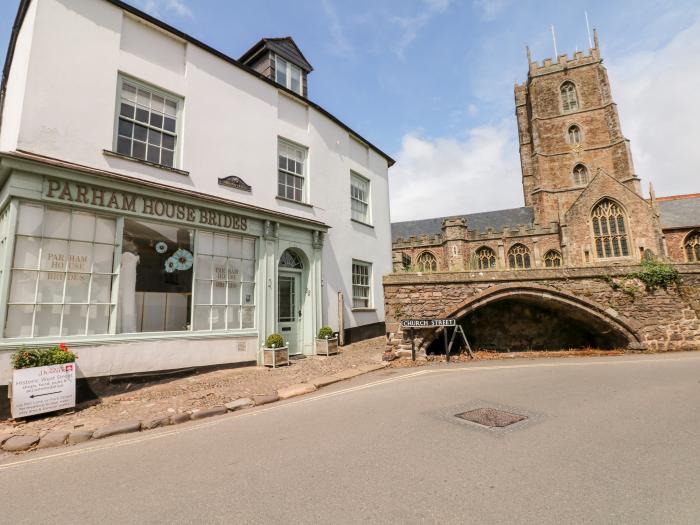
top-left (455, 408), bottom-right (527, 428)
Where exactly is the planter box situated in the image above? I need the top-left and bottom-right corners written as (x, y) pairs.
top-left (262, 346), bottom-right (289, 368)
top-left (315, 337), bottom-right (339, 356)
top-left (11, 363), bottom-right (76, 419)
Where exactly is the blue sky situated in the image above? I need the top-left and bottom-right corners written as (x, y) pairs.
top-left (1, 0), bottom-right (699, 221)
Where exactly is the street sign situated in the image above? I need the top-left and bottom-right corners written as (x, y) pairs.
top-left (11, 363), bottom-right (76, 418)
top-left (400, 319), bottom-right (456, 328)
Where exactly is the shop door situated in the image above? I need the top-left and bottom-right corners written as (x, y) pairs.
top-left (278, 272), bottom-right (302, 355)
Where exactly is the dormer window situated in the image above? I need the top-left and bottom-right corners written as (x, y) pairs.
top-left (275, 55), bottom-right (302, 95)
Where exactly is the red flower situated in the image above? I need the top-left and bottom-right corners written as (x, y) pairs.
top-left (59, 343), bottom-right (68, 351)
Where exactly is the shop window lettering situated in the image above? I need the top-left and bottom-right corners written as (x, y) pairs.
top-left (45, 179), bottom-right (248, 232)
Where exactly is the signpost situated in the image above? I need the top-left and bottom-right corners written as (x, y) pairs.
top-left (400, 319), bottom-right (473, 361)
top-left (11, 363), bottom-right (76, 419)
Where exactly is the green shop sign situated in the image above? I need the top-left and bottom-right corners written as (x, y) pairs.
top-left (43, 178), bottom-right (248, 231)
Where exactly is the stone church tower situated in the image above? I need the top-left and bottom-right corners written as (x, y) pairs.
top-left (514, 30), bottom-right (641, 226)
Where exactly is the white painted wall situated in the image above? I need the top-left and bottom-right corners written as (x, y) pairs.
top-left (1, 0), bottom-right (392, 331)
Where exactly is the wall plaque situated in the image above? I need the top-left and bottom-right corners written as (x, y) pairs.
top-left (218, 175), bottom-right (252, 192)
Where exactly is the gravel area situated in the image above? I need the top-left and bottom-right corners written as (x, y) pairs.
top-left (0, 337), bottom-right (385, 437)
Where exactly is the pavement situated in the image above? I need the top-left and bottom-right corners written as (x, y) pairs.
top-left (2, 351), bottom-right (700, 524)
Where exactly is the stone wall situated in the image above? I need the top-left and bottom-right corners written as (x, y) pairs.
top-left (383, 264), bottom-right (700, 356)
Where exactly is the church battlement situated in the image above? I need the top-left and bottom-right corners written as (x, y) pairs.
top-left (526, 29), bottom-right (601, 78)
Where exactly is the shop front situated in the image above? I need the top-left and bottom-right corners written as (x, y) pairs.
top-left (0, 154), bottom-right (326, 408)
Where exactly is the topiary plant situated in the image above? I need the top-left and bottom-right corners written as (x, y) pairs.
top-left (265, 333), bottom-right (285, 348)
top-left (317, 326), bottom-right (334, 339)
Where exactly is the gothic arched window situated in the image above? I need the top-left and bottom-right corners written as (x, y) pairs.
top-left (561, 82), bottom-right (579, 112)
top-left (508, 244), bottom-right (531, 269)
top-left (573, 164), bottom-right (589, 185)
top-left (568, 125), bottom-right (582, 144)
top-left (592, 199), bottom-right (630, 258)
top-left (544, 250), bottom-right (563, 267)
top-left (684, 231), bottom-right (700, 262)
top-left (416, 251), bottom-right (437, 272)
top-left (475, 246), bottom-right (496, 270)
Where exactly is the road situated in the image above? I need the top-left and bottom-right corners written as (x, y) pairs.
top-left (2, 352), bottom-right (700, 524)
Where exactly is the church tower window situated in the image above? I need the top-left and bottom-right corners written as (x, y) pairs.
top-left (684, 231), bottom-right (700, 262)
top-left (568, 125), bottom-right (582, 144)
top-left (573, 164), bottom-right (589, 186)
top-left (507, 244), bottom-right (531, 269)
top-left (561, 82), bottom-right (579, 112)
top-left (592, 199), bottom-right (630, 258)
top-left (416, 251), bottom-right (437, 272)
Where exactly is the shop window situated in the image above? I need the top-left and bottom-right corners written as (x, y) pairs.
top-left (351, 172), bottom-right (370, 223)
top-left (116, 77), bottom-right (180, 168)
top-left (5, 203), bottom-right (117, 338)
top-left (278, 139), bottom-right (307, 202)
top-left (193, 231), bottom-right (256, 331)
top-left (119, 218), bottom-right (194, 333)
top-left (352, 260), bottom-right (372, 308)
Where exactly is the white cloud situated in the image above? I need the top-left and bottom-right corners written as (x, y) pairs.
top-left (608, 14), bottom-right (700, 198)
top-left (472, 0), bottom-right (510, 21)
top-left (136, 0), bottom-right (193, 18)
top-left (389, 121), bottom-right (522, 222)
top-left (321, 0), bottom-right (354, 58)
top-left (391, 0), bottom-right (451, 60)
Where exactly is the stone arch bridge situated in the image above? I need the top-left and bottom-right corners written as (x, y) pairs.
top-left (383, 264), bottom-right (700, 357)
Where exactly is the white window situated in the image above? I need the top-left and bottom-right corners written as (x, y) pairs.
top-left (352, 260), bottom-right (372, 308)
top-left (193, 232), bottom-right (256, 331)
top-left (350, 173), bottom-right (370, 224)
top-left (5, 203), bottom-right (117, 338)
top-left (116, 77), bottom-right (180, 168)
top-left (278, 139), bottom-right (307, 202)
top-left (275, 55), bottom-right (302, 94)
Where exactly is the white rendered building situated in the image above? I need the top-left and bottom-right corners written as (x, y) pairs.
top-left (0, 0), bottom-right (393, 410)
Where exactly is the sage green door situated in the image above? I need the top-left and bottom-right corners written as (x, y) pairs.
top-left (278, 272), bottom-right (302, 355)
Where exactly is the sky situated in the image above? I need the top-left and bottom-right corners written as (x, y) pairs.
top-left (1, 0), bottom-right (699, 222)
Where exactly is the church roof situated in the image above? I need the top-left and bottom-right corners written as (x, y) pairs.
top-left (391, 207), bottom-right (534, 243)
top-left (657, 194), bottom-right (700, 229)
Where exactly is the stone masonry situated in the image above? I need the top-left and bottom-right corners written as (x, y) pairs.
top-left (384, 265), bottom-right (700, 357)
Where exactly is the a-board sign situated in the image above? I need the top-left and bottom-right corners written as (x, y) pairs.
top-left (11, 363), bottom-right (76, 419)
top-left (400, 319), bottom-right (456, 328)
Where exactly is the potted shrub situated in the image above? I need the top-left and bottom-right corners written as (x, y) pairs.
top-left (10, 343), bottom-right (78, 419)
top-left (262, 333), bottom-right (289, 368)
top-left (315, 326), bottom-right (339, 356)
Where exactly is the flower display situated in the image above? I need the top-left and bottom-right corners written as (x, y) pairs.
top-left (164, 257), bottom-right (177, 273)
top-left (172, 248), bottom-right (194, 271)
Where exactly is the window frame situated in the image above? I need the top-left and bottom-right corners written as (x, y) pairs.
top-left (507, 243), bottom-right (532, 269)
top-left (560, 81), bottom-right (579, 112)
top-left (591, 199), bottom-right (632, 260)
top-left (416, 251), bottom-right (438, 272)
top-left (683, 231), bottom-right (700, 263)
top-left (568, 124), bottom-right (582, 144)
top-left (274, 55), bottom-right (303, 95)
top-left (5, 203), bottom-right (119, 339)
top-left (350, 172), bottom-right (371, 225)
top-left (277, 138), bottom-right (308, 204)
top-left (573, 163), bottom-right (589, 186)
top-left (113, 74), bottom-right (183, 169)
top-left (543, 249), bottom-right (563, 268)
top-left (474, 246), bottom-right (497, 270)
top-left (351, 259), bottom-right (372, 309)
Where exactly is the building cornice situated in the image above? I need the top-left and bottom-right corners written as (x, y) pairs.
top-left (1, 150), bottom-right (330, 231)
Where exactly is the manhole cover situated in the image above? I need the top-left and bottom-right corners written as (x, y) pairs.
top-left (455, 408), bottom-right (527, 428)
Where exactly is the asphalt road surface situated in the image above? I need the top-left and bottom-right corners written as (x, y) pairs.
top-left (2, 352), bottom-right (700, 524)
